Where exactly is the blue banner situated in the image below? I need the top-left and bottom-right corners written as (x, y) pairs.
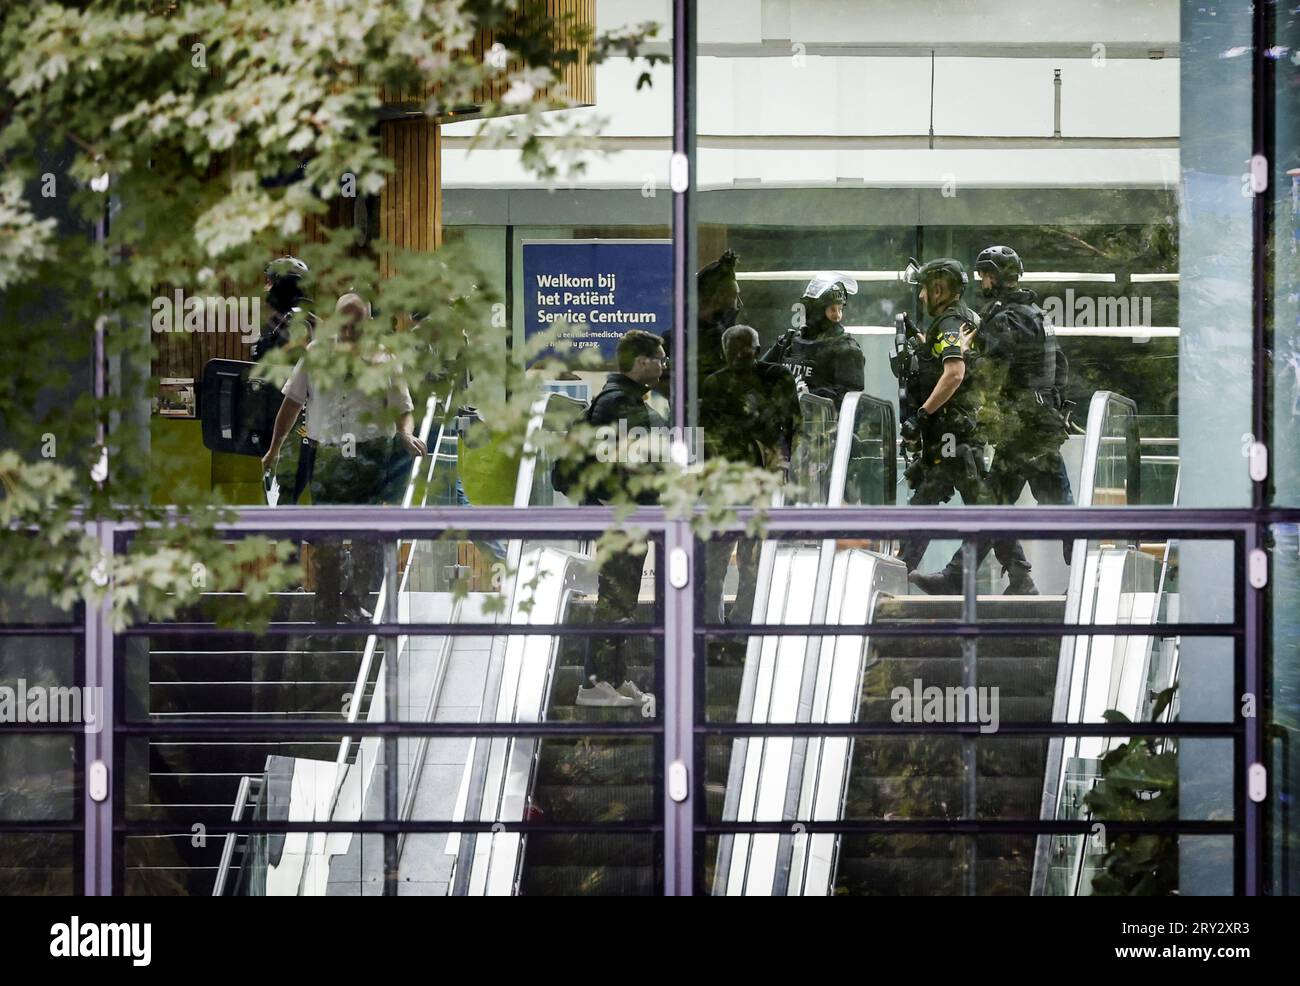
top-left (522, 239), bottom-right (672, 367)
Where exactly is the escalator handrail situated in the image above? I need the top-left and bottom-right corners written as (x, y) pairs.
top-left (826, 390), bottom-right (897, 507)
top-left (717, 389), bottom-right (895, 893)
top-left (1075, 391), bottom-right (1139, 508)
top-left (1033, 390), bottom-right (1142, 895)
top-left (335, 392), bottom-right (446, 773)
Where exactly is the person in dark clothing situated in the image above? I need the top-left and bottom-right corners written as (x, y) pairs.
top-left (762, 273), bottom-right (865, 408)
top-left (699, 324), bottom-right (800, 622)
top-left (262, 294), bottom-right (423, 622)
top-left (910, 246), bottom-right (1074, 597)
top-left (579, 329), bottom-right (668, 709)
top-left (701, 325), bottom-right (800, 472)
top-left (892, 258), bottom-right (1000, 575)
top-left (661, 249), bottom-right (743, 395)
top-left (252, 256), bottom-right (318, 504)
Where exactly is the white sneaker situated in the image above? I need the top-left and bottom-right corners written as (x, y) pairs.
top-left (617, 680), bottom-right (646, 703)
top-left (576, 680), bottom-right (636, 708)
top-left (621, 681), bottom-right (657, 717)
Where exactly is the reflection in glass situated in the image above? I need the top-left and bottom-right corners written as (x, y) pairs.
top-left (0, 834), bottom-right (76, 896)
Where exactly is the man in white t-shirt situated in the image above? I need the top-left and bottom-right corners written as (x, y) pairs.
top-left (260, 293), bottom-right (426, 621)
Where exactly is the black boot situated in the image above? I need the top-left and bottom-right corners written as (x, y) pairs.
top-left (1004, 570), bottom-right (1039, 595)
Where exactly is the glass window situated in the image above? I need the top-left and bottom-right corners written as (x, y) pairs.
top-left (691, 0), bottom-right (1255, 511)
top-left (1273, 6), bottom-right (1300, 500)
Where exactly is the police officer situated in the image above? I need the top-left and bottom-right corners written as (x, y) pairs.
top-left (252, 256), bottom-right (318, 504)
top-left (892, 258), bottom-right (998, 575)
top-left (699, 324), bottom-right (800, 623)
top-left (252, 256), bottom-right (313, 359)
top-left (761, 273), bottom-right (865, 408)
top-left (911, 245), bottom-right (1073, 596)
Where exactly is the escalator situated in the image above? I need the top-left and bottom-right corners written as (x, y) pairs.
top-left (206, 391), bottom-right (655, 895)
top-left (191, 382), bottom-right (1164, 896)
top-left (713, 390), bottom-right (1160, 895)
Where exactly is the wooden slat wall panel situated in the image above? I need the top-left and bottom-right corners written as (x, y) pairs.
top-left (378, 117), bottom-right (441, 281)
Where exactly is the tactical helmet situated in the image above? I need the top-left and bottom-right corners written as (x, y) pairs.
top-left (973, 245), bottom-right (1024, 279)
top-left (916, 257), bottom-right (968, 293)
top-left (264, 257), bottom-right (310, 313)
top-left (265, 256), bottom-right (309, 284)
top-left (802, 272), bottom-right (858, 307)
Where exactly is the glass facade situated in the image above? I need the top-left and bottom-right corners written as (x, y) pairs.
top-left (0, 0), bottom-right (1296, 898)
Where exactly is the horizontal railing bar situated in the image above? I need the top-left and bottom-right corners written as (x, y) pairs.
top-left (121, 623), bottom-right (666, 638)
top-left (696, 721), bottom-right (1240, 737)
top-left (121, 622), bottom-right (1237, 639)
top-left (110, 819), bottom-right (1239, 836)
top-left (113, 721), bottom-right (665, 737)
top-left (695, 820), bottom-right (1238, 836)
top-left (116, 821), bottom-right (663, 835)
top-left (91, 504), bottom-right (1300, 533)
top-left (0, 625), bottom-right (84, 635)
top-left (0, 821), bottom-right (83, 832)
top-left (698, 621), bottom-right (1240, 637)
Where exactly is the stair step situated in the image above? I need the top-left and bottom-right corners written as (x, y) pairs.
top-left (518, 833), bottom-right (655, 867)
top-left (550, 665), bottom-right (657, 701)
top-left (148, 681), bottom-right (360, 715)
top-left (518, 864), bottom-right (656, 896)
top-left (832, 855), bottom-right (1033, 896)
top-left (863, 655), bottom-right (1057, 693)
top-left (165, 591), bottom-right (378, 625)
top-left (149, 741), bottom-right (338, 773)
top-left (869, 636), bottom-right (1061, 660)
top-left (531, 785), bottom-right (655, 822)
top-left (143, 772), bottom-right (250, 808)
top-left (855, 696), bottom-right (1054, 723)
top-left (148, 650), bottom-right (365, 682)
top-left (851, 736), bottom-right (1051, 776)
top-left (873, 595), bottom-right (1067, 623)
top-left (842, 775), bottom-right (1049, 819)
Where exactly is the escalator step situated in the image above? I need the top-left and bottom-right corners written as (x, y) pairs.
top-left (851, 736), bottom-right (1050, 776)
top-left (841, 775), bottom-right (1049, 820)
top-left (832, 856), bottom-right (1034, 896)
top-left (533, 740), bottom-right (656, 785)
top-left (531, 785), bottom-right (656, 822)
top-left (518, 833), bottom-right (655, 867)
top-left (854, 696), bottom-right (1054, 723)
top-left (868, 637), bottom-right (1062, 660)
top-left (862, 657), bottom-right (1057, 696)
top-left (148, 649), bottom-right (366, 682)
top-left (148, 681), bottom-right (359, 715)
top-left (149, 741), bottom-right (339, 773)
top-left (549, 665), bottom-right (657, 704)
top-left (872, 596), bottom-right (1067, 623)
top-left (518, 865), bottom-right (657, 896)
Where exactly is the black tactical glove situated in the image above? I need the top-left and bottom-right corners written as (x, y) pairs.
top-left (900, 406), bottom-right (930, 445)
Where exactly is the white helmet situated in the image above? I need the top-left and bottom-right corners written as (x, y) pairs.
top-left (801, 272), bottom-right (858, 305)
